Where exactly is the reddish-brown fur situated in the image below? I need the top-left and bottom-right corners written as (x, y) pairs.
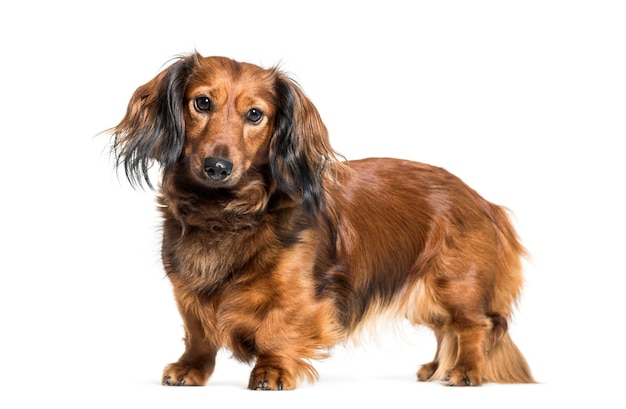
top-left (110, 52), bottom-right (534, 389)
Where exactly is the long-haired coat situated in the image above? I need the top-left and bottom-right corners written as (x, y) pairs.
top-left (110, 52), bottom-right (533, 389)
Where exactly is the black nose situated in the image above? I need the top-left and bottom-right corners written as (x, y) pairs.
top-left (203, 157), bottom-right (233, 181)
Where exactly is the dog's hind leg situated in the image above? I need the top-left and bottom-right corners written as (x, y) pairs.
top-left (440, 314), bottom-right (492, 386)
top-left (417, 328), bottom-right (444, 381)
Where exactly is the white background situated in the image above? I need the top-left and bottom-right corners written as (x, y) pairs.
top-left (1, 1), bottom-right (624, 407)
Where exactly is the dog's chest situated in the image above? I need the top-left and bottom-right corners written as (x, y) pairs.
top-left (161, 216), bottom-right (259, 285)
top-left (159, 194), bottom-right (306, 293)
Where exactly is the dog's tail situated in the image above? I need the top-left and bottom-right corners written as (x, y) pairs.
top-left (484, 203), bottom-right (534, 383)
top-left (484, 315), bottom-right (535, 383)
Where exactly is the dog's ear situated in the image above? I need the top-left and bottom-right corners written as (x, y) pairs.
top-left (270, 74), bottom-right (339, 213)
top-left (110, 54), bottom-right (196, 188)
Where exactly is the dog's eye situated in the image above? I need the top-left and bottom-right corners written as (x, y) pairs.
top-left (194, 96), bottom-right (212, 112)
top-left (246, 108), bottom-right (264, 124)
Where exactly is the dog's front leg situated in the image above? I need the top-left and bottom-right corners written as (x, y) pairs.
top-left (248, 355), bottom-right (303, 391)
top-left (244, 305), bottom-right (325, 390)
top-left (162, 294), bottom-right (218, 386)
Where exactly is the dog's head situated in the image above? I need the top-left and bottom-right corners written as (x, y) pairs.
top-left (110, 52), bottom-right (339, 213)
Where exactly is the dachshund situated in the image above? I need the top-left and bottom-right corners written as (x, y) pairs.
top-left (110, 52), bottom-right (534, 389)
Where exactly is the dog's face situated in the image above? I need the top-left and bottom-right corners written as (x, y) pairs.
top-left (111, 52), bottom-right (340, 213)
top-left (182, 58), bottom-right (278, 188)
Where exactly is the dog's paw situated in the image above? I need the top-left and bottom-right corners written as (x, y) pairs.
top-left (444, 366), bottom-right (483, 386)
top-left (248, 365), bottom-right (294, 391)
top-left (162, 363), bottom-right (209, 386)
top-left (417, 362), bottom-right (439, 381)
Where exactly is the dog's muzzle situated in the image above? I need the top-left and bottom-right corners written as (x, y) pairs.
top-left (203, 157), bottom-right (233, 181)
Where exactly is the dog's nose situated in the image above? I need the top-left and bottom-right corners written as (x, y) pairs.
top-left (203, 157), bottom-right (233, 181)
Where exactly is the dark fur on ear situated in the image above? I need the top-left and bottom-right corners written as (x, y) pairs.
top-left (110, 55), bottom-right (196, 188)
top-left (270, 74), bottom-right (340, 213)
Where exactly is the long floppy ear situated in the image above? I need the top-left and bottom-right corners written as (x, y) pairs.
top-left (110, 54), bottom-right (196, 188)
top-left (270, 74), bottom-right (340, 213)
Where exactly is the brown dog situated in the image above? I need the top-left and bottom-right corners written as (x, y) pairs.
top-left (110, 52), bottom-right (533, 389)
